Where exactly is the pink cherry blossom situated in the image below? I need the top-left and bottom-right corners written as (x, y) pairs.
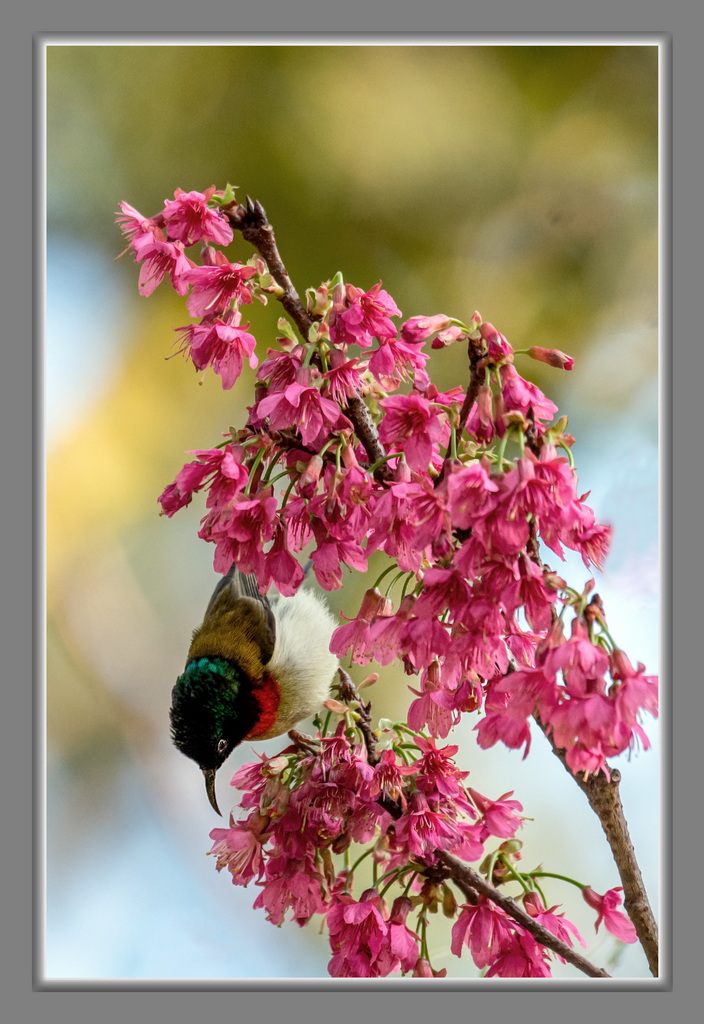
top-left (310, 533), bottom-right (367, 591)
top-left (255, 380), bottom-right (345, 447)
top-left (174, 311), bottom-right (258, 388)
top-left (157, 444), bottom-right (248, 516)
top-left (320, 352), bottom-right (364, 404)
top-left (368, 334), bottom-right (430, 389)
top-left (205, 489), bottom-right (278, 573)
top-left (378, 393), bottom-right (447, 473)
top-left (413, 567), bottom-right (473, 621)
top-left (330, 588), bottom-right (388, 663)
top-left (131, 229), bottom-right (193, 297)
top-left (253, 852), bottom-right (328, 926)
top-left (475, 707), bottom-right (532, 757)
top-left (582, 886), bottom-right (638, 943)
top-left (450, 899), bottom-right (515, 967)
top-left (385, 896), bottom-right (421, 974)
top-left (468, 788), bottom-right (524, 840)
top-left (393, 791), bottom-right (462, 858)
top-left (522, 891), bottom-right (586, 956)
top-left (546, 617), bottom-right (610, 697)
top-left (484, 931), bottom-right (553, 977)
top-left (407, 663), bottom-right (459, 738)
top-left (182, 251), bottom-right (256, 316)
top-left (444, 459), bottom-right (500, 529)
top-left (499, 363), bottom-right (558, 429)
top-left (255, 345), bottom-right (305, 390)
top-left (329, 282), bottom-right (401, 348)
top-left (478, 320), bottom-right (514, 362)
top-left (162, 186), bottom-right (234, 246)
top-left (327, 889), bottom-right (390, 976)
top-left (258, 523), bottom-right (305, 596)
top-left (208, 815), bottom-right (268, 884)
top-left (561, 499), bottom-right (613, 570)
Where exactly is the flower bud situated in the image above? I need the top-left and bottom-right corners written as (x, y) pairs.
top-left (527, 346), bottom-right (575, 370)
top-left (199, 243), bottom-right (220, 266)
top-left (389, 895), bottom-right (413, 923)
top-left (431, 324), bottom-right (465, 349)
top-left (522, 890), bottom-right (546, 917)
top-left (442, 885), bottom-right (458, 918)
top-left (296, 454), bottom-right (324, 490)
top-left (610, 647), bottom-right (636, 680)
top-left (372, 832), bottom-right (391, 865)
top-left (412, 959), bottom-right (447, 978)
top-left (479, 321), bottom-right (513, 360)
top-left (401, 313), bottom-right (452, 344)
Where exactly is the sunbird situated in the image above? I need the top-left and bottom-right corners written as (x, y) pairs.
top-left (170, 564), bottom-right (338, 815)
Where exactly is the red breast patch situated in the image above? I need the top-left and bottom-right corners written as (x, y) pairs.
top-left (245, 671), bottom-right (281, 738)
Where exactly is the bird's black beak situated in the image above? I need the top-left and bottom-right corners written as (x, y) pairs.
top-left (202, 767), bottom-right (221, 816)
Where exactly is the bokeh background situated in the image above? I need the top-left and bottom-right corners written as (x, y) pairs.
top-left (44, 42), bottom-right (660, 981)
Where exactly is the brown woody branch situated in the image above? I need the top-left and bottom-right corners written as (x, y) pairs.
top-left (336, 668), bottom-right (611, 979)
top-left (435, 851), bottom-right (611, 978)
top-left (227, 197), bottom-right (391, 481)
top-left (518, 409), bottom-right (658, 975)
top-left (535, 715), bottom-right (659, 977)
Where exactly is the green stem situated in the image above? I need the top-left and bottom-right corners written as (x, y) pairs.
top-left (399, 572), bottom-right (416, 602)
top-left (368, 451), bottom-right (402, 475)
top-left (279, 473), bottom-right (299, 510)
top-left (494, 427), bottom-right (511, 470)
top-left (371, 562), bottom-right (399, 592)
top-left (347, 846), bottom-right (375, 878)
top-left (244, 446), bottom-right (267, 495)
top-left (559, 440), bottom-right (575, 469)
top-left (384, 570), bottom-right (409, 597)
top-left (529, 870), bottom-right (586, 891)
top-left (497, 854), bottom-right (532, 893)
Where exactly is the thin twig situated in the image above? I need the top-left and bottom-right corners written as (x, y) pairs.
top-left (535, 715), bottom-right (659, 977)
top-left (337, 666), bottom-right (381, 767)
top-left (336, 672), bottom-right (610, 979)
top-left (227, 197), bottom-right (392, 480)
top-left (435, 852), bottom-right (612, 979)
top-left (503, 404), bottom-right (658, 977)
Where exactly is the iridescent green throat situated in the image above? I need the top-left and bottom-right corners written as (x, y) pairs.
top-left (169, 656), bottom-right (258, 768)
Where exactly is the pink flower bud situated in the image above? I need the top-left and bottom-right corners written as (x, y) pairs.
top-left (297, 454), bottom-right (324, 489)
top-left (200, 244), bottom-right (219, 266)
top-left (372, 833), bottom-right (391, 865)
top-left (522, 891), bottom-right (547, 917)
top-left (431, 324), bottom-right (464, 349)
top-left (401, 313), bottom-right (451, 344)
top-left (323, 698), bottom-right (348, 714)
top-left (610, 647), bottom-right (636, 680)
top-left (389, 895), bottom-right (413, 923)
top-left (527, 346), bottom-right (575, 370)
top-left (479, 321), bottom-right (513, 360)
top-left (412, 959), bottom-right (447, 978)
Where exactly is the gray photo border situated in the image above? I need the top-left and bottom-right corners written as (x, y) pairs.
top-left (3, 4), bottom-right (696, 1022)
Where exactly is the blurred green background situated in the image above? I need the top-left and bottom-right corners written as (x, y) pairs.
top-left (44, 42), bottom-right (659, 981)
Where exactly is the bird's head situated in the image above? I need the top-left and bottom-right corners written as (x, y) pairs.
top-left (169, 656), bottom-right (258, 815)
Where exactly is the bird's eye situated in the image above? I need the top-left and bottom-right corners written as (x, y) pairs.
top-left (217, 738), bottom-right (228, 755)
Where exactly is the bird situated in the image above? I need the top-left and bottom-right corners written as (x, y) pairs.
top-left (169, 564), bottom-right (338, 815)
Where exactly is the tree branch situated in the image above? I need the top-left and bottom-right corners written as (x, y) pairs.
top-left (226, 197), bottom-right (392, 481)
top-left (535, 715), bottom-right (659, 976)
top-left (335, 669), bottom-right (611, 979)
top-left (435, 851), bottom-right (611, 978)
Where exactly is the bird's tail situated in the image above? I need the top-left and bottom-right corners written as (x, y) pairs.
top-left (203, 564), bottom-right (268, 618)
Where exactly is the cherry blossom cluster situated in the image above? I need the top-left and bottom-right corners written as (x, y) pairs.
top-left (206, 697), bottom-right (636, 978)
top-left (117, 186), bottom-right (657, 977)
